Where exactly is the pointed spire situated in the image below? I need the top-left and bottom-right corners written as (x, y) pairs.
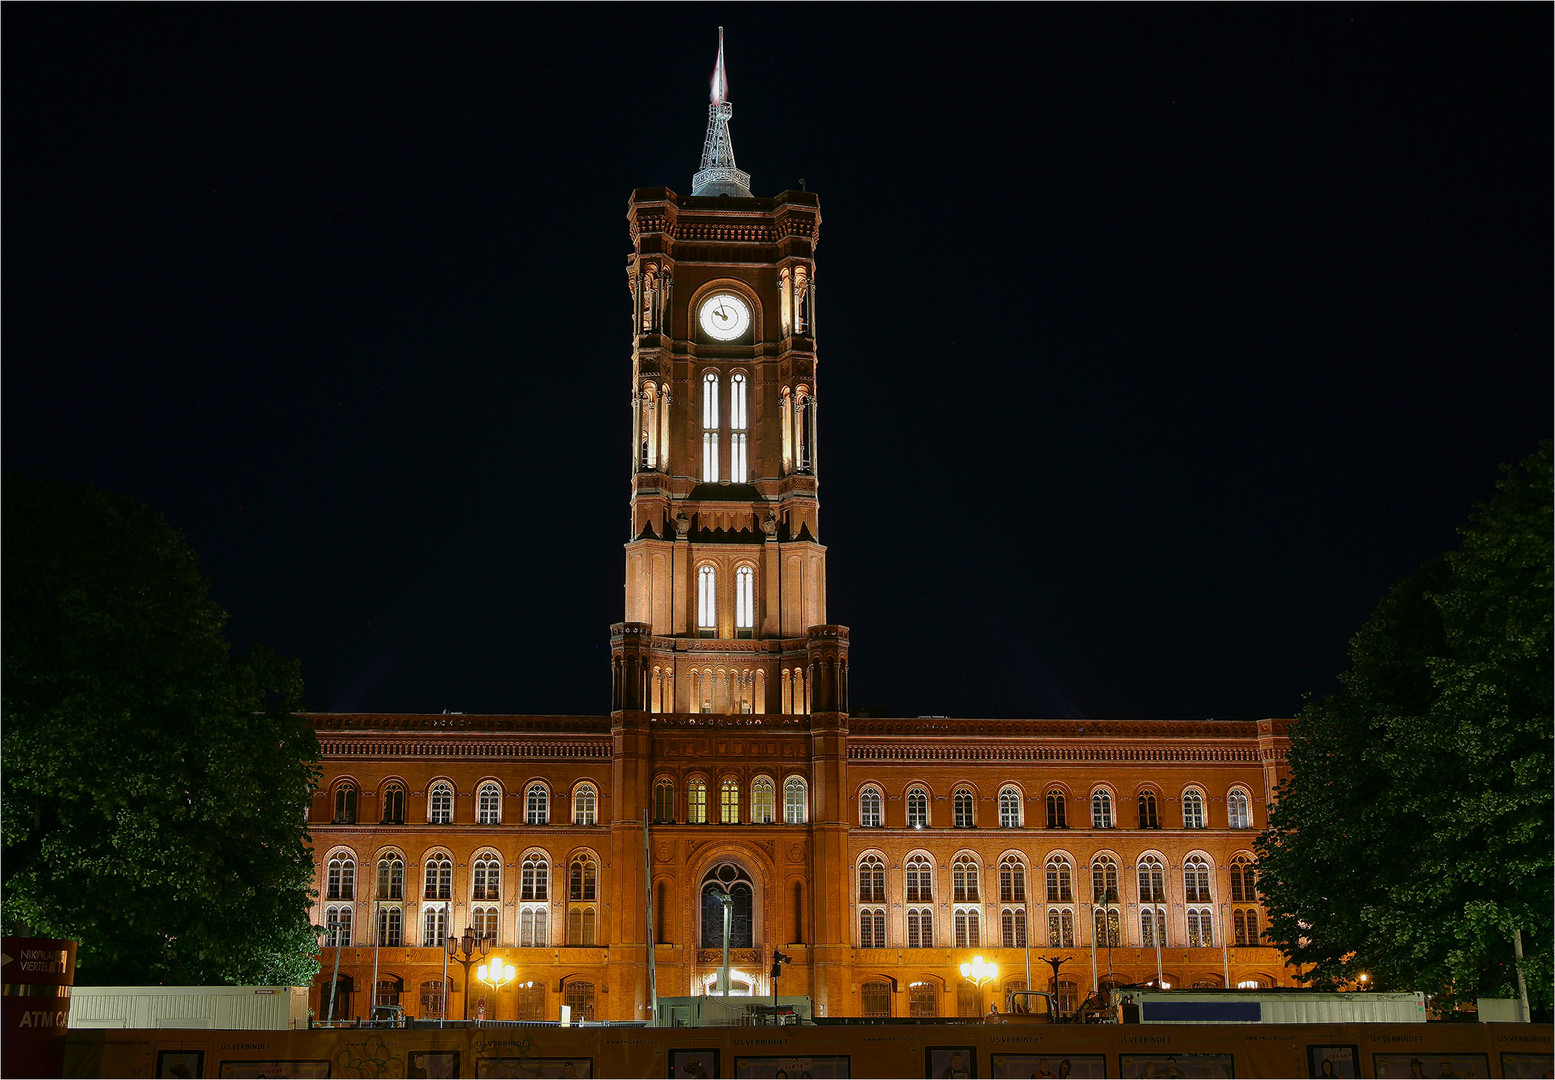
top-left (692, 27), bottom-right (752, 198)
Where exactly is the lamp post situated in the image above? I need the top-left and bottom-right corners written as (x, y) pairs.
top-left (959, 955), bottom-right (998, 1019)
top-left (709, 888), bottom-right (734, 996)
top-left (446, 927), bottom-right (492, 1021)
top-left (477, 955), bottom-right (514, 1024)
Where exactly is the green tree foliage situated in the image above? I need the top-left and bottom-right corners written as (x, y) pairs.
top-left (1256, 443), bottom-right (1552, 1008)
top-left (2, 476), bottom-right (322, 986)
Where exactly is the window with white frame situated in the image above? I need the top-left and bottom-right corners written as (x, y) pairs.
top-left (906, 787), bottom-right (929, 828)
top-left (1140, 906), bottom-right (1167, 948)
top-left (568, 853), bottom-right (599, 946)
top-left (1182, 788), bottom-right (1206, 829)
top-left (520, 904), bottom-right (549, 947)
top-left (860, 786), bottom-right (883, 827)
top-left (573, 783), bottom-right (597, 826)
top-left (907, 907), bottom-right (934, 948)
top-left (519, 854), bottom-right (549, 947)
top-left (327, 853), bottom-right (355, 900)
top-left (473, 854), bottom-right (501, 901)
top-left (858, 855), bottom-right (885, 903)
top-left (688, 778), bottom-right (707, 823)
top-left (1137, 856), bottom-right (1166, 903)
top-left (998, 787), bottom-right (1022, 828)
top-left (1184, 856), bottom-right (1212, 903)
top-left (422, 903), bottom-right (448, 947)
top-left (954, 907), bottom-right (981, 948)
top-left (783, 776), bottom-right (807, 824)
top-left (525, 783), bottom-right (549, 825)
top-left (472, 904), bottom-right (499, 942)
top-left (1091, 856), bottom-right (1119, 904)
top-left (735, 565), bottom-right (754, 638)
top-left (697, 565), bottom-right (717, 636)
top-left (1234, 907), bottom-right (1261, 946)
top-left (1092, 906), bottom-right (1121, 948)
top-left (477, 781), bottom-right (502, 825)
top-left (999, 857), bottom-right (1027, 903)
top-left (701, 373), bottom-right (719, 482)
top-left (520, 856), bottom-right (549, 901)
top-left (906, 855), bottom-right (933, 902)
top-left (1230, 856), bottom-right (1258, 902)
top-left (952, 856), bottom-right (980, 903)
top-left (1228, 789), bottom-right (1252, 829)
top-left (1186, 907), bottom-right (1214, 948)
top-left (860, 907), bottom-right (886, 948)
top-left (377, 904), bottom-right (403, 947)
top-left (751, 776), bottom-right (775, 824)
top-left (1001, 908), bottom-right (1027, 948)
top-left (1045, 857), bottom-right (1073, 903)
top-left (730, 372), bottom-right (747, 482)
top-left (909, 981), bottom-right (938, 1017)
top-left (719, 777), bottom-right (739, 823)
top-left (1047, 907), bottom-right (1076, 947)
top-left (953, 787), bottom-right (975, 828)
top-left (1091, 789), bottom-right (1114, 828)
top-left (429, 782), bottom-right (453, 824)
top-left (424, 852), bottom-right (452, 901)
top-left (324, 905), bottom-right (352, 947)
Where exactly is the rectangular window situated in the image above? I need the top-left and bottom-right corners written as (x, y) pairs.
top-left (720, 782), bottom-right (739, 824)
top-left (731, 432), bottom-right (747, 483)
top-left (422, 905), bottom-right (447, 948)
top-left (689, 783), bottom-right (707, 824)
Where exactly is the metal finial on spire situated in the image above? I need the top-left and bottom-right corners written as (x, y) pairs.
top-left (692, 26), bottom-right (752, 197)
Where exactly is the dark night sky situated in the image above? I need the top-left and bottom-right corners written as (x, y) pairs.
top-left (6, 7), bottom-right (1549, 720)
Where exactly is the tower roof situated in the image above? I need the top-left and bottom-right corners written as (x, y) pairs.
top-left (691, 28), bottom-right (753, 198)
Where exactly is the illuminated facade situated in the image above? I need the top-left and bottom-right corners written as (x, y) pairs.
top-left (305, 35), bottom-right (1295, 1024)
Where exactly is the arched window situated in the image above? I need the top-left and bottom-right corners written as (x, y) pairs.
top-left (701, 372), bottom-right (720, 482)
top-left (1184, 856), bottom-right (1213, 903)
top-left (697, 565), bottom-right (717, 637)
top-left (1091, 856), bottom-right (1119, 904)
top-left (909, 981), bottom-right (938, 1017)
top-left (326, 853), bottom-right (355, 901)
top-left (953, 787), bottom-right (975, 828)
top-left (1092, 907), bottom-right (1121, 948)
top-left (1047, 908), bottom-right (1076, 948)
top-left (1045, 858), bottom-right (1073, 903)
top-left (1001, 908), bottom-right (1027, 948)
top-left (520, 904), bottom-right (549, 948)
top-left (573, 783), bottom-right (597, 826)
top-left (1234, 908), bottom-right (1261, 946)
top-left (998, 787), bottom-right (1022, 828)
top-left (564, 981), bottom-right (596, 1022)
top-left (751, 777), bottom-right (775, 824)
top-left (1137, 791), bottom-right (1159, 829)
top-left (569, 854), bottom-right (599, 946)
top-left (477, 781), bottom-right (502, 825)
top-left (654, 778), bottom-right (675, 824)
top-left (472, 904), bottom-right (499, 942)
top-left (860, 907), bottom-right (886, 948)
top-left (422, 903), bottom-right (448, 948)
top-left (473, 854), bottom-right (501, 901)
top-left (1046, 790), bottom-right (1067, 829)
top-left (858, 856), bottom-right (885, 903)
top-left (954, 908), bottom-right (981, 948)
top-left (700, 863), bottom-right (753, 948)
top-left (735, 565), bottom-right (755, 637)
top-left (525, 783), bottom-right (549, 825)
top-left (1187, 907), bottom-right (1214, 948)
top-left (1137, 856), bottom-right (1166, 903)
top-left (783, 776), bottom-right (807, 824)
top-left (860, 786), bottom-right (883, 827)
top-left (907, 907), bottom-right (935, 948)
top-left (688, 778), bottom-right (707, 824)
top-left (861, 980), bottom-right (892, 1017)
top-left (324, 905), bottom-right (352, 947)
top-left (1230, 856), bottom-right (1258, 902)
top-left (374, 851), bottom-right (404, 901)
top-left (428, 782), bottom-right (453, 824)
top-left (376, 977), bottom-right (403, 1009)
top-left (719, 777), bottom-right (740, 824)
top-left (906, 856), bottom-right (934, 903)
top-left (1141, 906), bottom-right (1167, 948)
top-left (377, 904), bottom-right (403, 947)
top-left (1091, 789), bottom-right (1114, 829)
top-left (381, 783), bottom-right (406, 825)
top-left (999, 858), bottom-right (1027, 903)
top-left (1182, 789), bottom-right (1206, 829)
top-left (952, 856), bottom-right (980, 903)
top-left (1228, 789), bottom-right (1252, 829)
top-left (424, 852), bottom-right (452, 901)
top-left (419, 979), bottom-right (447, 1019)
top-left (906, 787), bottom-right (929, 828)
top-left (520, 855), bottom-right (549, 901)
top-left (334, 783), bottom-right (357, 824)
top-left (520, 854), bottom-right (549, 947)
top-left (730, 372), bottom-right (748, 482)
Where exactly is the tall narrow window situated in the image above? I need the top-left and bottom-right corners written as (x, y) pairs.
top-left (1047, 908), bottom-right (1076, 947)
top-left (860, 908), bottom-right (886, 948)
top-left (858, 856), bottom-right (885, 903)
top-left (324, 906), bottom-right (352, 947)
top-left (381, 783), bottom-right (406, 824)
top-left (1187, 907), bottom-right (1214, 948)
top-left (1091, 789), bottom-right (1114, 829)
top-left (1230, 857), bottom-right (1258, 902)
top-left (729, 372), bottom-right (747, 482)
top-left (953, 788), bottom-right (975, 828)
top-left (1184, 856), bottom-right (1212, 903)
top-left (334, 784), bottom-right (357, 824)
top-left (1093, 907), bottom-right (1121, 948)
top-left (700, 864), bottom-right (753, 948)
top-left (907, 908), bottom-right (934, 948)
top-left (1137, 792), bottom-right (1159, 829)
top-left (749, 776), bottom-right (774, 824)
top-left (859, 786), bottom-right (883, 827)
top-left (688, 778), bottom-right (707, 824)
top-left (701, 372), bottom-right (720, 482)
top-left (906, 787), bottom-right (929, 828)
top-left (526, 783), bottom-right (549, 825)
top-left (735, 565), bottom-right (754, 638)
top-left (1045, 858), bottom-right (1073, 903)
top-left (697, 565), bottom-right (717, 637)
top-left (1182, 789), bottom-right (1206, 829)
top-left (1091, 857), bottom-right (1118, 904)
top-left (1228, 789), bottom-right (1252, 829)
top-left (377, 905), bottom-right (403, 947)
top-left (518, 855), bottom-right (550, 944)
top-left (952, 857), bottom-right (980, 903)
top-left (1141, 907), bottom-right (1168, 948)
top-left (472, 905), bottom-right (499, 941)
top-left (424, 853), bottom-right (452, 901)
top-left (954, 908), bottom-right (981, 949)
top-left (906, 856), bottom-right (933, 903)
top-left (473, 854), bottom-right (501, 901)
top-left (376, 854), bottom-right (405, 901)
top-left (1137, 857), bottom-right (1166, 903)
top-left (1046, 790), bottom-right (1067, 829)
top-left (573, 783), bottom-right (597, 826)
top-left (520, 856), bottom-right (549, 901)
top-left (422, 904), bottom-right (448, 948)
top-left (654, 778), bottom-right (675, 824)
top-left (569, 854), bottom-right (599, 946)
top-left (327, 854), bottom-right (355, 901)
top-left (719, 777), bottom-right (740, 824)
top-left (429, 782), bottom-right (453, 824)
top-left (519, 906), bottom-right (549, 948)
top-left (795, 390), bottom-right (811, 473)
top-left (1001, 908), bottom-right (1027, 948)
top-left (783, 776), bottom-right (807, 824)
top-left (477, 782), bottom-right (502, 825)
top-left (999, 787), bottom-right (1022, 828)
top-left (999, 858), bottom-right (1027, 903)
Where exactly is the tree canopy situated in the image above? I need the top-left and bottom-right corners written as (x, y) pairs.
top-left (1255, 443), bottom-right (1552, 1010)
top-left (2, 476), bottom-right (321, 986)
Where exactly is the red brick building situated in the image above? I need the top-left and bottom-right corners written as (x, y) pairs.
top-left (305, 36), bottom-right (1295, 1025)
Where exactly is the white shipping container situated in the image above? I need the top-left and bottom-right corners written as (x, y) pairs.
top-left (68, 986), bottom-right (309, 1030)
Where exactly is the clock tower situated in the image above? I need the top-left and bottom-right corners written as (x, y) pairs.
top-left (610, 30), bottom-right (848, 722)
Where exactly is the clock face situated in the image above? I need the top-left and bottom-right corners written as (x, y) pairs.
top-left (698, 293), bottom-right (751, 341)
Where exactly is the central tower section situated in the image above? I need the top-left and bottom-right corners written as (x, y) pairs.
top-left (609, 41), bottom-right (845, 719)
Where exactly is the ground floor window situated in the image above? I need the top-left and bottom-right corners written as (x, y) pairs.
top-left (565, 981), bottom-right (596, 1021)
top-left (861, 980), bottom-right (892, 1018)
top-left (908, 981), bottom-right (938, 1018)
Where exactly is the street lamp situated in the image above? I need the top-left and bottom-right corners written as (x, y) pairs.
top-left (959, 955), bottom-right (998, 1018)
top-left (709, 888), bottom-right (734, 996)
top-left (446, 927), bottom-right (492, 1021)
top-left (477, 955), bottom-right (514, 1022)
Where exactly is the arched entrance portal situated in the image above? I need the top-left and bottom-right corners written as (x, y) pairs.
top-left (700, 863), bottom-right (753, 948)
